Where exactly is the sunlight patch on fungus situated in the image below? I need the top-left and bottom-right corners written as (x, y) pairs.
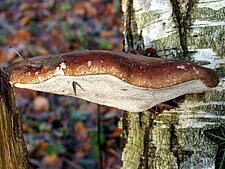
top-left (87, 61), bottom-right (92, 67)
top-left (177, 65), bottom-right (187, 70)
top-left (54, 62), bottom-right (66, 75)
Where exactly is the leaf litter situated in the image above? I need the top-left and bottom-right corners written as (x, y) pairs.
top-left (0, 0), bottom-right (123, 168)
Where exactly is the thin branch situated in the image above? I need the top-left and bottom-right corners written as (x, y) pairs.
top-left (97, 104), bottom-right (103, 169)
top-left (8, 46), bottom-right (28, 63)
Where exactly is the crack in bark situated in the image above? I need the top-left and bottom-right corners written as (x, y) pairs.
top-left (121, 112), bottom-right (129, 148)
top-left (138, 114), bottom-right (155, 169)
top-left (169, 124), bottom-right (183, 169)
top-left (170, 0), bottom-right (196, 58)
top-left (0, 69), bottom-right (13, 116)
top-left (138, 112), bottom-right (143, 128)
top-left (123, 0), bottom-right (144, 50)
top-left (125, 0), bottom-right (134, 49)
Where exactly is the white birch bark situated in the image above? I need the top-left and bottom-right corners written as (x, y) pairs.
top-left (121, 0), bottom-right (225, 168)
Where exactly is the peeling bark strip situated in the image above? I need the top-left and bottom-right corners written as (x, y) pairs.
top-left (169, 124), bottom-right (183, 169)
top-left (0, 69), bottom-right (28, 169)
top-left (170, 0), bottom-right (196, 57)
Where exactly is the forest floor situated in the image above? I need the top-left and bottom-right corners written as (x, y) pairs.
top-left (0, 1), bottom-right (123, 168)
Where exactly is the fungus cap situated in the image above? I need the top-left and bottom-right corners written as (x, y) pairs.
top-left (5, 50), bottom-right (219, 112)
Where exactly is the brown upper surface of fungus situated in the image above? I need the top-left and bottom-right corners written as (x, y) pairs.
top-left (4, 50), bottom-right (219, 88)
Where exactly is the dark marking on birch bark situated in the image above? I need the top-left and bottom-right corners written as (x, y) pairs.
top-left (139, 112), bottom-right (143, 128)
top-left (169, 124), bottom-right (183, 169)
top-left (170, 0), bottom-right (196, 58)
top-left (125, 0), bottom-right (134, 48)
top-left (123, 0), bottom-right (144, 50)
top-left (121, 112), bottom-right (129, 148)
top-left (138, 114), bottom-right (155, 169)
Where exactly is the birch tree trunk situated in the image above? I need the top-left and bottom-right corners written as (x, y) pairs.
top-left (0, 69), bottom-right (28, 168)
top-left (120, 0), bottom-right (225, 168)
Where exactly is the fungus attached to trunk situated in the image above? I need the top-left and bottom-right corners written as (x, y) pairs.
top-left (4, 50), bottom-right (219, 112)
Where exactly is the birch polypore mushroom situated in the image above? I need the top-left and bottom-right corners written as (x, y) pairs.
top-left (4, 50), bottom-right (219, 112)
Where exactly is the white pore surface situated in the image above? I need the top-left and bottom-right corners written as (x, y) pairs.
top-left (14, 75), bottom-right (210, 112)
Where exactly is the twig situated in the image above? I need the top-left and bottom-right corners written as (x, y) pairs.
top-left (72, 81), bottom-right (85, 96)
top-left (97, 104), bottom-right (103, 169)
top-left (63, 158), bottom-right (85, 169)
top-left (8, 45), bottom-right (28, 63)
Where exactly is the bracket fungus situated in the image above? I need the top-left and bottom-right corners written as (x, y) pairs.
top-left (4, 50), bottom-right (219, 112)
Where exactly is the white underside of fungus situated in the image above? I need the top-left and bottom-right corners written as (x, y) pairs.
top-left (14, 74), bottom-right (209, 112)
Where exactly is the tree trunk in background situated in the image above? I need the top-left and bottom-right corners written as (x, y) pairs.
top-left (0, 69), bottom-right (28, 169)
top-left (120, 0), bottom-right (225, 168)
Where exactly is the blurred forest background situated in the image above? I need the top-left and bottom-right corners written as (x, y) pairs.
top-left (0, 0), bottom-right (124, 168)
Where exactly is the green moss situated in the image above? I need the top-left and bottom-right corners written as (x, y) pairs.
top-left (150, 34), bottom-right (188, 60)
top-left (187, 26), bottom-right (225, 56)
top-left (156, 113), bottom-right (180, 124)
top-left (152, 33), bottom-right (181, 50)
top-left (136, 11), bottom-right (161, 28)
top-left (186, 90), bottom-right (225, 103)
top-left (192, 7), bottom-right (225, 21)
top-left (185, 93), bottom-right (208, 102)
top-left (184, 101), bottom-right (224, 116)
top-left (216, 64), bottom-right (225, 77)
